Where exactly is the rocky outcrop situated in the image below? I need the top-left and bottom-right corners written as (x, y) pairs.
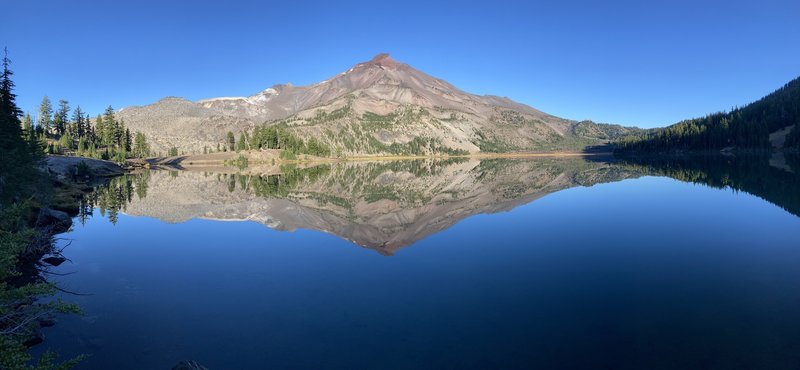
top-left (45, 156), bottom-right (125, 180)
top-left (38, 208), bottom-right (72, 234)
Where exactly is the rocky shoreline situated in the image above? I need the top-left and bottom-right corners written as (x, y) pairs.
top-left (8, 156), bottom-right (126, 351)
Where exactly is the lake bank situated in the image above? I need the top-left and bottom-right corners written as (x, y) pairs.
top-left (132, 149), bottom-right (614, 170)
top-left (1, 156), bottom-right (124, 368)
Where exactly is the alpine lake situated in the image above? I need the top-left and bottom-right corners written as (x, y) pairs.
top-left (33, 153), bottom-right (800, 369)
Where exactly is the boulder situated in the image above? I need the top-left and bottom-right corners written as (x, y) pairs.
top-left (39, 208), bottom-right (72, 233)
top-left (45, 156), bottom-right (125, 180)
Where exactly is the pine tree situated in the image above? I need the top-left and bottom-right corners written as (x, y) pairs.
top-left (21, 113), bottom-right (33, 136)
top-left (102, 106), bottom-right (115, 146)
top-left (0, 48), bottom-right (24, 156)
top-left (72, 105), bottom-right (85, 139)
top-left (133, 132), bottom-right (149, 158)
top-left (0, 48), bottom-right (42, 186)
top-left (37, 95), bottom-right (53, 136)
top-left (227, 131), bottom-right (236, 151)
top-left (53, 99), bottom-right (70, 136)
top-left (95, 114), bottom-right (104, 145)
top-left (124, 127), bottom-right (132, 153)
top-left (114, 119), bottom-right (124, 148)
top-left (237, 132), bottom-right (246, 152)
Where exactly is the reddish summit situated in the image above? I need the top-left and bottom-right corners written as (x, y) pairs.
top-left (364, 53), bottom-right (398, 69)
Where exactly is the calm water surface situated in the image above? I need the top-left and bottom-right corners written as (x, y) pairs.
top-left (35, 156), bottom-right (800, 369)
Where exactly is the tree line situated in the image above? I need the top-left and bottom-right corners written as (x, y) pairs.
top-left (615, 76), bottom-right (800, 153)
top-left (206, 125), bottom-right (332, 158)
top-left (27, 96), bottom-right (150, 162)
top-left (1, 48), bottom-right (85, 369)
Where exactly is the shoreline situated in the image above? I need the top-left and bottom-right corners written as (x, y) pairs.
top-left (138, 150), bottom-right (614, 169)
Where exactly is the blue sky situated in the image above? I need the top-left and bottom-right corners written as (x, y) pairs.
top-left (4, 0), bottom-right (799, 128)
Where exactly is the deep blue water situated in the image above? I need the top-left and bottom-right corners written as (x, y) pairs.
top-left (34, 159), bottom-right (800, 369)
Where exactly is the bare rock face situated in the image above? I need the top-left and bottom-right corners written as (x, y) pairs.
top-left (45, 156), bottom-right (125, 179)
top-left (119, 54), bottom-right (640, 155)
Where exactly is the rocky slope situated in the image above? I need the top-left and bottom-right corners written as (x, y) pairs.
top-left (120, 54), bottom-right (640, 155)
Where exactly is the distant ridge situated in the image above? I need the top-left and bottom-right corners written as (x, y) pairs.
top-left (615, 76), bottom-right (800, 153)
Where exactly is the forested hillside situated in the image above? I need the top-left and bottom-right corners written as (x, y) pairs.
top-left (615, 76), bottom-right (800, 153)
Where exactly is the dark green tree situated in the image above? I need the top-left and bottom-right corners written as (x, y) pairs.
top-left (0, 48), bottom-right (24, 167)
top-left (37, 95), bottom-right (53, 136)
top-left (124, 128), bottom-right (132, 153)
top-left (53, 99), bottom-right (70, 136)
top-left (237, 132), bottom-right (246, 152)
top-left (132, 131), bottom-right (149, 158)
top-left (94, 114), bottom-right (104, 145)
top-left (102, 106), bottom-right (115, 146)
top-left (71, 105), bottom-right (85, 139)
top-left (227, 131), bottom-right (235, 151)
top-left (21, 113), bottom-right (33, 136)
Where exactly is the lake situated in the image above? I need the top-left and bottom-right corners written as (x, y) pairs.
top-left (34, 155), bottom-right (800, 369)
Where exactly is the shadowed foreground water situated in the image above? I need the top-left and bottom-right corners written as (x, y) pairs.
top-left (35, 157), bottom-right (800, 369)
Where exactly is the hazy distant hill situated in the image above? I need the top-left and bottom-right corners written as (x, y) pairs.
top-left (119, 54), bottom-right (640, 155)
top-left (615, 76), bottom-right (800, 153)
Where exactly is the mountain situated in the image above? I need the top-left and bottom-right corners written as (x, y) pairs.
top-left (615, 76), bottom-right (800, 153)
top-left (93, 158), bottom-right (640, 254)
top-left (88, 154), bottom-right (800, 255)
top-left (119, 54), bottom-right (640, 155)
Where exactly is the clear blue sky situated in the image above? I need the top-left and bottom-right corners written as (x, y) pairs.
top-left (4, 0), bottom-right (799, 128)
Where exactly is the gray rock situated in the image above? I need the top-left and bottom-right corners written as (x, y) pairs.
top-left (39, 208), bottom-right (72, 232)
top-left (45, 156), bottom-right (125, 179)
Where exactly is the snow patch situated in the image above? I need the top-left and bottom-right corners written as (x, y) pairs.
top-left (198, 96), bottom-right (246, 103)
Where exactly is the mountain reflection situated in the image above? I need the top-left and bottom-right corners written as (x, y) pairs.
top-left (81, 155), bottom-right (800, 254)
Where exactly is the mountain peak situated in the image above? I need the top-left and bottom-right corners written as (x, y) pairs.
top-left (362, 53), bottom-right (398, 69)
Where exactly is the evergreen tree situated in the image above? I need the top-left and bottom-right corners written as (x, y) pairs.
top-left (21, 112), bottom-right (33, 135)
top-left (0, 48), bottom-right (42, 186)
top-left (102, 106), bottom-right (115, 146)
top-left (72, 105), bottom-right (85, 139)
top-left (237, 132), bottom-right (246, 152)
top-left (115, 118), bottom-right (125, 148)
top-left (37, 95), bottom-right (53, 136)
top-left (124, 128), bottom-right (132, 153)
top-left (227, 131), bottom-right (235, 151)
top-left (94, 114), bottom-right (104, 145)
top-left (53, 99), bottom-right (70, 136)
top-left (0, 48), bottom-right (24, 157)
top-left (85, 116), bottom-right (95, 144)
